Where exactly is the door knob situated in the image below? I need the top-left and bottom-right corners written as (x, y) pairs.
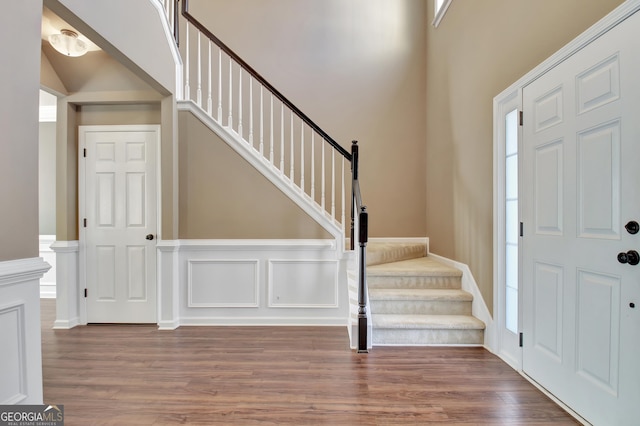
top-left (617, 250), bottom-right (640, 265)
top-left (625, 221), bottom-right (639, 235)
top-left (146, 234), bottom-right (155, 240)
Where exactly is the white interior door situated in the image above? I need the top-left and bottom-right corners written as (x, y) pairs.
top-left (521, 11), bottom-right (640, 425)
top-left (80, 125), bottom-right (159, 323)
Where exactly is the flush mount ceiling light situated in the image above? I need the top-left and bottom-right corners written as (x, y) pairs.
top-left (49, 29), bottom-right (88, 57)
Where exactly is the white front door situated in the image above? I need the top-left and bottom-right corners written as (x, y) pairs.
top-left (80, 125), bottom-right (159, 323)
top-left (521, 10), bottom-right (640, 425)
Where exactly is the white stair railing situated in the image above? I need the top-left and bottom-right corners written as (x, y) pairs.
top-left (177, 0), bottom-right (351, 232)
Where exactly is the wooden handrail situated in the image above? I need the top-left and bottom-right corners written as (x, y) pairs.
top-left (181, 0), bottom-right (351, 161)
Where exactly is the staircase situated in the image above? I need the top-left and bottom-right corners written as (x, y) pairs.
top-left (367, 242), bottom-right (485, 346)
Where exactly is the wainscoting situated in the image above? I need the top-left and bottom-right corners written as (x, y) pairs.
top-left (0, 257), bottom-right (50, 404)
top-left (39, 235), bottom-right (56, 298)
top-left (49, 239), bottom-right (349, 329)
top-left (158, 239), bottom-right (349, 328)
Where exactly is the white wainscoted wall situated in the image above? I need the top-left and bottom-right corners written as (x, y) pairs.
top-left (0, 257), bottom-right (50, 404)
top-left (39, 235), bottom-right (56, 298)
top-left (158, 240), bottom-right (349, 328)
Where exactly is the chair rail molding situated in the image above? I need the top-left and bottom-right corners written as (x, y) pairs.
top-left (0, 257), bottom-right (50, 404)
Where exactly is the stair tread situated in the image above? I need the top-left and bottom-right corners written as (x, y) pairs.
top-left (373, 314), bottom-right (485, 329)
top-left (368, 256), bottom-right (461, 277)
top-left (369, 288), bottom-right (472, 301)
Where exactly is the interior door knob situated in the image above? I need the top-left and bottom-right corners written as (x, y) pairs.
top-left (146, 234), bottom-right (154, 240)
top-left (618, 250), bottom-right (640, 265)
top-left (625, 221), bottom-right (640, 235)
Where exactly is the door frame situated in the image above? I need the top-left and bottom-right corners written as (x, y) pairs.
top-left (78, 124), bottom-right (162, 325)
top-left (493, 88), bottom-right (523, 370)
top-left (493, 0), bottom-right (640, 415)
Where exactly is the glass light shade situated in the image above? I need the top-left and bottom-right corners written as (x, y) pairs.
top-left (49, 29), bottom-right (88, 57)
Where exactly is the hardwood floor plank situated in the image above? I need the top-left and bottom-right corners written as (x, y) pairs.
top-left (40, 299), bottom-right (578, 425)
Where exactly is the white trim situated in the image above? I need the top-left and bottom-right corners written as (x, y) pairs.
top-left (149, 0), bottom-right (183, 99)
top-left (0, 257), bottom-right (47, 404)
top-left (157, 238), bottom-right (348, 328)
top-left (177, 100), bottom-right (344, 244)
top-left (428, 252), bottom-right (495, 352)
top-left (179, 317), bottom-right (348, 326)
top-left (50, 241), bottom-right (80, 329)
top-left (433, 0), bottom-right (453, 28)
top-left (187, 259), bottom-right (260, 308)
top-left (0, 301), bottom-right (27, 404)
top-left (0, 257), bottom-right (51, 287)
top-left (492, 88), bottom-right (522, 370)
top-left (39, 235), bottom-right (57, 298)
top-left (176, 239), bottom-right (337, 251)
top-left (267, 259), bottom-right (339, 308)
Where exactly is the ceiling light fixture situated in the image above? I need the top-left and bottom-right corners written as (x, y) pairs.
top-left (49, 29), bottom-right (88, 57)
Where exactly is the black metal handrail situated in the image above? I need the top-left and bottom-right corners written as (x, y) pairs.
top-left (351, 141), bottom-right (369, 353)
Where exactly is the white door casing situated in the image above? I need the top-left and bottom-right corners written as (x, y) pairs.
top-left (79, 125), bottom-right (160, 324)
top-left (521, 10), bottom-right (640, 425)
top-left (494, 90), bottom-right (523, 369)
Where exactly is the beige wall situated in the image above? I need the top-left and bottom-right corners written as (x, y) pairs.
top-left (425, 0), bottom-right (625, 313)
top-left (0, 1), bottom-right (42, 261)
top-left (178, 111), bottom-right (331, 239)
top-left (186, 0), bottom-right (428, 237)
top-left (39, 122), bottom-right (57, 235)
top-left (54, 102), bottom-right (162, 241)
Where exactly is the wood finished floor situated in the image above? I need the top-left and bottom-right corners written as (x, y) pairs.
top-left (40, 300), bottom-right (579, 425)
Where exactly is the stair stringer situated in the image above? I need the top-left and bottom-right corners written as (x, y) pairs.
top-left (427, 252), bottom-right (495, 350)
top-left (178, 100), bottom-right (345, 245)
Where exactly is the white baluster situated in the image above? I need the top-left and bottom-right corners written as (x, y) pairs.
top-left (248, 77), bottom-right (254, 147)
top-left (207, 40), bottom-right (212, 115)
top-left (280, 104), bottom-right (285, 173)
top-left (290, 113), bottom-right (294, 181)
top-left (264, 94), bottom-right (271, 164)
top-left (311, 133), bottom-right (315, 201)
top-left (217, 49), bottom-right (222, 123)
top-left (228, 60), bottom-right (233, 128)
top-left (331, 150), bottom-right (336, 219)
top-left (238, 68), bottom-right (243, 138)
top-left (259, 87), bottom-right (264, 156)
top-left (300, 121), bottom-right (305, 192)
top-left (341, 157), bottom-right (345, 229)
top-left (184, 24), bottom-right (190, 100)
top-left (196, 31), bottom-right (202, 107)
top-left (321, 140), bottom-right (326, 210)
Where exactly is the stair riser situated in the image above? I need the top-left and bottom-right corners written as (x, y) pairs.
top-left (373, 328), bottom-right (483, 345)
top-left (370, 300), bottom-right (471, 315)
top-left (366, 244), bottom-right (427, 266)
top-left (368, 275), bottom-right (461, 290)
